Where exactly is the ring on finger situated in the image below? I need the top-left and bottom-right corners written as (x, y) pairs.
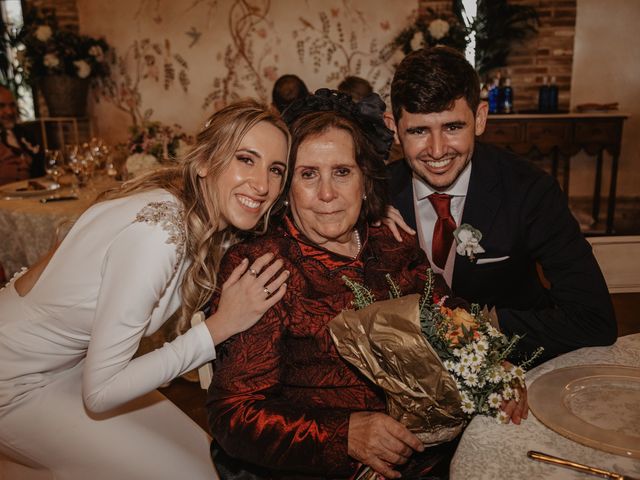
top-left (263, 286), bottom-right (271, 297)
top-left (249, 268), bottom-right (258, 277)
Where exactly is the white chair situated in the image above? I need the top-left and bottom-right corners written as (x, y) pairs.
top-left (190, 311), bottom-right (213, 390)
top-left (587, 235), bottom-right (640, 293)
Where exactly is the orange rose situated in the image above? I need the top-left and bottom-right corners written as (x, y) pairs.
top-left (450, 308), bottom-right (478, 331)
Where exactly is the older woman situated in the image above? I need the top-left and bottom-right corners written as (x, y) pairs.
top-left (207, 90), bottom-right (456, 479)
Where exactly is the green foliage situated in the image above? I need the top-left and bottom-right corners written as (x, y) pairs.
top-left (454, 0), bottom-right (539, 76)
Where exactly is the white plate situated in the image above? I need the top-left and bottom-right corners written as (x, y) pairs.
top-left (0, 180), bottom-right (60, 198)
top-left (529, 364), bottom-right (640, 459)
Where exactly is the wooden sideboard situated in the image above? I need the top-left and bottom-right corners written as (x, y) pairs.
top-left (479, 113), bottom-right (628, 234)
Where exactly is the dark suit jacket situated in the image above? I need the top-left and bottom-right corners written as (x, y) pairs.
top-left (388, 142), bottom-right (616, 362)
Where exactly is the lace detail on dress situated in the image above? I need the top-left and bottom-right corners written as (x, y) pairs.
top-left (134, 201), bottom-right (186, 277)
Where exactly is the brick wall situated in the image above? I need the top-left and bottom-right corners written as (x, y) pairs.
top-left (418, 0), bottom-right (576, 113)
top-left (28, 0), bottom-right (79, 30)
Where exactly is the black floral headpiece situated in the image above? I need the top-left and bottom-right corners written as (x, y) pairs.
top-left (282, 88), bottom-right (394, 160)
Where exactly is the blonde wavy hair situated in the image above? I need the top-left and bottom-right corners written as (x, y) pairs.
top-left (99, 100), bottom-right (291, 332)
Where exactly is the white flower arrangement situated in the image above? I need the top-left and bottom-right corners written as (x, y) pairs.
top-left (428, 18), bottom-right (450, 40)
top-left (454, 223), bottom-right (485, 261)
top-left (34, 25), bottom-right (52, 42)
top-left (125, 153), bottom-right (160, 178)
top-left (20, 7), bottom-right (111, 83)
top-left (73, 60), bottom-right (91, 79)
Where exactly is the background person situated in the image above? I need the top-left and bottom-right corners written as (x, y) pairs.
top-left (0, 100), bottom-right (290, 479)
top-left (0, 86), bottom-right (44, 186)
top-left (337, 75), bottom-right (373, 102)
top-left (385, 46), bottom-right (616, 363)
top-left (271, 74), bottom-right (309, 114)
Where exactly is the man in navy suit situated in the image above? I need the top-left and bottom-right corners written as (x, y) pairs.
top-left (385, 47), bottom-right (616, 363)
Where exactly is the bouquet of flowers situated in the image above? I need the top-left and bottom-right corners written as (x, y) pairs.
top-left (127, 121), bottom-right (193, 162)
top-left (17, 7), bottom-right (110, 82)
top-left (392, 8), bottom-right (468, 55)
top-left (329, 271), bottom-right (542, 450)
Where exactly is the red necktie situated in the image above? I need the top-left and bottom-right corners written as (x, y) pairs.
top-left (428, 193), bottom-right (456, 269)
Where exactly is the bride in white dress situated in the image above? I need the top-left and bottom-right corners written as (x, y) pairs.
top-left (0, 100), bottom-right (291, 480)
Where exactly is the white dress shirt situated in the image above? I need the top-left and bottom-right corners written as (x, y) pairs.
top-left (412, 161), bottom-right (472, 287)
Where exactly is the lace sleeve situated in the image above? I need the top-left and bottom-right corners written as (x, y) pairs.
top-left (83, 199), bottom-right (214, 413)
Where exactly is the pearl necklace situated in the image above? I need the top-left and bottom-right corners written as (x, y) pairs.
top-left (352, 229), bottom-right (362, 259)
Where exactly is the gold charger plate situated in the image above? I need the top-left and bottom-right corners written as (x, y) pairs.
top-left (529, 365), bottom-right (640, 459)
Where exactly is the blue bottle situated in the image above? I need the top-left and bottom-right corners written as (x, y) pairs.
top-left (538, 76), bottom-right (550, 113)
top-left (500, 76), bottom-right (513, 114)
top-left (487, 76), bottom-right (500, 114)
top-left (548, 76), bottom-right (559, 113)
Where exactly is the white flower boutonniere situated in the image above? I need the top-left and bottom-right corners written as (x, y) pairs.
top-left (454, 223), bottom-right (485, 262)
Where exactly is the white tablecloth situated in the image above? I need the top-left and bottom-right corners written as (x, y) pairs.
top-left (0, 177), bottom-right (118, 277)
top-left (451, 334), bottom-right (640, 479)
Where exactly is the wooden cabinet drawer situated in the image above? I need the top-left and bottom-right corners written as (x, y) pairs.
top-left (481, 121), bottom-right (522, 144)
top-left (574, 120), bottom-right (621, 143)
top-left (526, 122), bottom-right (571, 146)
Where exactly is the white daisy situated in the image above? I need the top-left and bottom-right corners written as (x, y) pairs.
top-left (487, 368), bottom-right (503, 384)
top-left (463, 372), bottom-right (479, 387)
top-left (461, 398), bottom-right (476, 415)
top-left (513, 366), bottom-right (525, 381)
top-left (502, 385), bottom-right (514, 401)
top-left (496, 411), bottom-right (510, 424)
top-left (487, 325), bottom-right (502, 338)
top-left (487, 392), bottom-right (502, 409)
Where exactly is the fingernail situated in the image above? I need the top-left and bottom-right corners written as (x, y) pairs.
top-left (284, 270), bottom-right (290, 277)
top-left (242, 258), bottom-right (248, 263)
top-left (281, 283), bottom-right (287, 289)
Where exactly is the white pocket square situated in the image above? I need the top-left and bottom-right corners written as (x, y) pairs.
top-left (476, 255), bottom-right (510, 265)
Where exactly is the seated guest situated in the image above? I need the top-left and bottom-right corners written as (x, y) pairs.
top-left (207, 90), bottom-right (526, 479)
top-left (337, 75), bottom-right (373, 102)
top-left (0, 86), bottom-right (43, 186)
top-left (271, 74), bottom-right (309, 114)
top-left (385, 46), bottom-right (617, 362)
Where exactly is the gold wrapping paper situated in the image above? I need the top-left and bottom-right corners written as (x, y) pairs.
top-left (329, 294), bottom-right (466, 446)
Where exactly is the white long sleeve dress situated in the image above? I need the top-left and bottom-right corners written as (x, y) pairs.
top-left (0, 189), bottom-right (219, 480)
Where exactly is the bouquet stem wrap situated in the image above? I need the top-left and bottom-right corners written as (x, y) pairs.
top-left (329, 294), bottom-right (466, 446)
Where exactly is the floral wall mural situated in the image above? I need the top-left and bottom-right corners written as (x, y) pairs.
top-left (77, 0), bottom-right (415, 143)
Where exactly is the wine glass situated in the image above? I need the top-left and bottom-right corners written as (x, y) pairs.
top-left (44, 149), bottom-right (63, 185)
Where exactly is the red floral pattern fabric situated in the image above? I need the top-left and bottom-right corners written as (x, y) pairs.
top-left (207, 217), bottom-right (450, 478)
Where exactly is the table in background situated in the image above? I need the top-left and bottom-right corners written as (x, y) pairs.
top-left (450, 334), bottom-right (640, 479)
top-left (0, 177), bottom-right (118, 278)
top-left (480, 113), bottom-right (628, 234)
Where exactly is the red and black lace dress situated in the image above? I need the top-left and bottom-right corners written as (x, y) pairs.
top-left (207, 216), bottom-right (451, 479)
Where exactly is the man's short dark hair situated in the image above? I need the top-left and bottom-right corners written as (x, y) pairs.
top-left (271, 75), bottom-right (309, 113)
top-left (337, 76), bottom-right (373, 102)
top-left (390, 46), bottom-right (480, 122)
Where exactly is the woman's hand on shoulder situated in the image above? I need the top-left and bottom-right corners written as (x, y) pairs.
top-left (205, 252), bottom-right (289, 345)
top-left (348, 411), bottom-right (424, 479)
top-left (372, 206), bottom-right (415, 242)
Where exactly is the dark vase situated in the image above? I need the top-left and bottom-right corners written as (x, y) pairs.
top-left (39, 75), bottom-right (90, 117)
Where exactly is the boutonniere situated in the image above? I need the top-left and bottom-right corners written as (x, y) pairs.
top-left (454, 223), bottom-right (485, 262)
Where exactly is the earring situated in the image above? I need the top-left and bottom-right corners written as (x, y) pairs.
top-left (362, 194), bottom-right (367, 200)
top-left (197, 169), bottom-right (206, 178)
top-left (283, 200), bottom-right (289, 207)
